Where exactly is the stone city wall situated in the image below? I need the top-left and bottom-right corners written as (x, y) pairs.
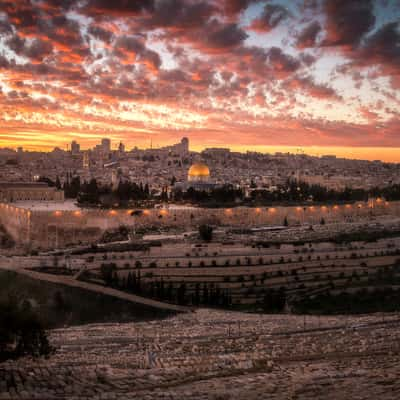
top-left (0, 203), bottom-right (31, 244)
top-left (1, 200), bottom-right (400, 249)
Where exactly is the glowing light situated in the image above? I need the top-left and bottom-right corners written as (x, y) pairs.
top-left (333, 205), bottom-right (339, 210)
top-left (143, 209), bottom-right (150, 216)
top-left (268, 208), bottom-right (276, 213)
top-left (74, 210), bottom-right (82, 217)
top-left (345, 204), bottom-right (351, 209)
top-left (225, 208), bottom-right (233, 215)
top-left (255, 208), bottom-right (261, 213)
top-left (54, 211), bottom-right (62, 216)
top-left (296, 207), bottom-right (302, 212)
top-left (109, 210), bottom-right (117, 216)
top-left (160, 209), bottom-right (168, 216)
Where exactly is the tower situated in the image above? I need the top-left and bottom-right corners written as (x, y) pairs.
top-left (101, 138), bottom-right (111, 154)
top-left (71, 140), bottom-right (80, 155)
top-left (181, 137), bottom-right (189, 155)
top-left (83, 151), bottom-right (90, 169)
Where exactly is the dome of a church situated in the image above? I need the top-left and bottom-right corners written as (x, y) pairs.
top-left (188, 163), bottom-right (210, 182)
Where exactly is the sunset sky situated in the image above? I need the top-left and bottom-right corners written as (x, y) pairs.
top-left (0, 0), bottom-right (399, 161)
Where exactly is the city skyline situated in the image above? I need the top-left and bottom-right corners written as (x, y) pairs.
top-left (0, 1), bottom-right (399, 161)
top-left (3, 136), bottom-right (400, 164)
top-left (0, 136), bottom-right (400, 163)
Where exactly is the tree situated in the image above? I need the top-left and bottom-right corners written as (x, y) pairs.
top-left (283, 216), bottom-right (289, 227)
top-left (199, 224), bottom-right (213, 242)
top-left (0, 297), bottom-right (52, 361)
top-left (177, 283), bottom-right (186, 305)
top-left (100, 263), bottom-right (117, 286)
top-left (55, 176), bottom-right (61, 190)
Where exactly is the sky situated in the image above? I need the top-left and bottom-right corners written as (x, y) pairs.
top-left (0, 0), bottom-right (399, 161)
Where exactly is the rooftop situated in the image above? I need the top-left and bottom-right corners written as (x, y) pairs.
top-left (0, 182), bottom-right (50, 189)
top-left (11, 200), bottom-right (80, 211)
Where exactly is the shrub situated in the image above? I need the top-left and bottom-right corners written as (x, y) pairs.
top-left (198, 224), bottom-right (213, 242)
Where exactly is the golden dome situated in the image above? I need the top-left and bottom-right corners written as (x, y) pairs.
top-left (188, 163), bottom-right (210, 181)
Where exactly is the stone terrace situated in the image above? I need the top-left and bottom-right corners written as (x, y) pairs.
top-left (1, 310), bottom-right (400, 399)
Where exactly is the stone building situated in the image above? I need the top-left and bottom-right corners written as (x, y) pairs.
top-left (0, 182), bottom-right (64, 202)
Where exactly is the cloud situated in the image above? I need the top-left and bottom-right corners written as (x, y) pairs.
top-left (145, 0), bottom-right (215, 30)
top-left (204, 20), bottom-right (248, 51)
top-left (221, 0), bottom-right (257, 16)
top-left (85, 0), bottom-right (154, 16)
top-left (250, 4), bottom-right (291, 32)
top-left (87, 25), bottom-right (114, 43)
top-left (296, 21), bottom-right (322, 49)
top-left (335, 21), bottom-right (400, 89)
top-left (0, 0), bottom-right (398, 156)
top-left (267, 47), bottom-right (300, 77)
top-left (360, 22), bottom-right (400, 67)
top-left (4, 34), bottom-right (52, 62)
top-left (0, 18), bottom-right (13, 34)
top-left (114, 35), bottom-right (161, 70)
top-left (323, 0), bottom-right (375, 48)
top-left (283, 76), bottom-right (340, 100)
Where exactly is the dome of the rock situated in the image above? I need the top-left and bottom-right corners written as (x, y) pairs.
top-left (188, 163), bottom-right (210, 182)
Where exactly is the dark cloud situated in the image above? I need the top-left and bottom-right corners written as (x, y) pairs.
top-left (267, 47), bottom-right (300, 76)
top-left (0, 55), bottom-right (12, 69)
top-left (0, 19), bottom-right (13, 34)
top-left (361, 22), bottom-right (400, 67)
top-left (222, 0), bottom-right (257, 16)
top-left (25, 38), bottom-right (53, 61)
top-left (5, 34), bottom-right (52, 62)
top-left (146, 0), bottom-right (215, 30)
top-left (298, 77), bottom-right (340, 99)
top-left (1, 0), bottom-right (39, 28)
top-left (114, 36), bottom-right (161, 70)
top-left (296, 21), bottom-right (321, 48)
top-left (41, 0), bottom-right (77, 9)
top-left (348, 21), bottom-right (400, 89)
top-left (299, 52), bottom-right (316, 66)
top-left (5, 35), bottom-right (26, 54)
top-left (323, 0), bottom-right (375, 47)
top-left (85, 0), bottom-right (154, 16)
top-left (115, 36), bottom-right (146, 54)
top-left (250, 4), bottom-right (291, 32)
top-left (87, 25), bottom-right (114, 43)
top-left (202, 20), bottom-right (248, 51)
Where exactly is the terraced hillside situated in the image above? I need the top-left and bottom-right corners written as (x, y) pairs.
top-left (22, 235), bottom-right (400, 313)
